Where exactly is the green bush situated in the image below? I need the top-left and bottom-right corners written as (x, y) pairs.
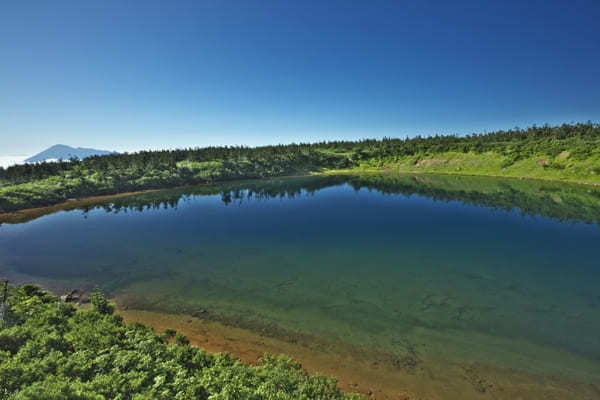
top-left (90, 287), bottom-right (113, 315)
top-left (0, 285), bottom-right (360, 400)
top-left (162, 328), bottom-right (176, 339)
top-left (543, 161), bottom-right (566, 170)
top-left (174, 333), bottom-right (189, 346)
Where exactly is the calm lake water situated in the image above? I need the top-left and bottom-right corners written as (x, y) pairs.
top-left (1, 174), bottom-right (600, 388)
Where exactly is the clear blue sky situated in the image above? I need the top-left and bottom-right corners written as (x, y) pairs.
top-left (1, 0), bottom-right (599, 155)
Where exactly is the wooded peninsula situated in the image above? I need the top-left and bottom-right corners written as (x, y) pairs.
top-left (1, 122), bottom-right (599, 213)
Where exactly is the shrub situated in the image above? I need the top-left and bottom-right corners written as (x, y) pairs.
top-left (162, 328), bottom-right (176, 338)
top-left (90, 287), bottom-right (113, 315)
top-left (0, 284), bottom-right (361, 399)
top-left (173, 332), bottom-right (189, 346)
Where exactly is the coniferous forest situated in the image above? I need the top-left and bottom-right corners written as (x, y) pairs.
top-left (1, 122), bottom-right (599, 213)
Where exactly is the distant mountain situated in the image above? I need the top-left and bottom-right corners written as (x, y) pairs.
top-left (25, 145), bottom-right (116, 163)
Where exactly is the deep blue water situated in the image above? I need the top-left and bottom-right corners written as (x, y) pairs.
top-left (1, 174), bottom-right (600, 383)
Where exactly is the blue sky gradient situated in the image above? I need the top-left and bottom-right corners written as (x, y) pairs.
top-left (1, 0), bottom-right (599, 155)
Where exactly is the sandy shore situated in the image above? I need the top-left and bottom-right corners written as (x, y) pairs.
top-left (118, 308), bottom-right (600, 400)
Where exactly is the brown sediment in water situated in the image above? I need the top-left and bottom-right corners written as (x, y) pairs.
top-left (118, 308), bottom-right (600, 400)
top-left (118, 308), bottom-right (410, 399)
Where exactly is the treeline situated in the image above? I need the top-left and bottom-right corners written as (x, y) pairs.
top-left (0, 284), bottom-right (360, 399)
top-left (0, 145), bottom-right (352, 186)
top-left (2, 122), bottom-right (598, 185)
top-left (355, 121), bottom-right (600, 165)
top-left (0, 122), bottom-right (599, 212)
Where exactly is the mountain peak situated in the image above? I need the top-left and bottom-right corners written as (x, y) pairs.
top-left (25, 145), bottom-right (116, 163)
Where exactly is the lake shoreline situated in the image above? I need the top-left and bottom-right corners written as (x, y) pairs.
top-left (3, 170), bottom-right (600, 399)
top-left (118, 308), bottom-right (401, 399)
top-left (0, 174), bottom-right (326, 224)
top-left (2, 168), bottom-right (599, 224)
top-left (118, 307), bottom-right (600, 400)
top-left (323, 167), bottom-right (600, 187)
top-left (0, 189), bottom-right (161, 224)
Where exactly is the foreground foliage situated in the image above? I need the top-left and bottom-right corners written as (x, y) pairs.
top-left (1, 122), bottom-right (599, 212)
top-left (0, 284), bottom-right (360, 400)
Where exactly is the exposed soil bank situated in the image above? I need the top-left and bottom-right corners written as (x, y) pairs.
top-left (119, 308), bottom-right (600, 400)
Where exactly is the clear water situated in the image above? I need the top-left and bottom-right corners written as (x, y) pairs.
top-left (1, 174), bottom-right (600, 384)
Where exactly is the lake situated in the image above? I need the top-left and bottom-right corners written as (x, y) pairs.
top-left (1, 173), bottom-right (600, 398)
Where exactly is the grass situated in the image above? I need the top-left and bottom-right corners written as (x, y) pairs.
top-left (347, 151), bottom-right (600, 185)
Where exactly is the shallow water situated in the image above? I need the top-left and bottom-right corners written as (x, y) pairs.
top-left (1, 174), bottom-right (600, 390)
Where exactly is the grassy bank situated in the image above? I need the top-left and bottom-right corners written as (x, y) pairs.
top-left (0, 284), bottom-right (360, 399)
top-left (350, 150), bottom-right (600, 185)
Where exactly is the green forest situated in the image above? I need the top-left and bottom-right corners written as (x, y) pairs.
top-left (0, 284), bottom-right (359, 400)
top-left (1, 122), bottom-right (599, 213)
